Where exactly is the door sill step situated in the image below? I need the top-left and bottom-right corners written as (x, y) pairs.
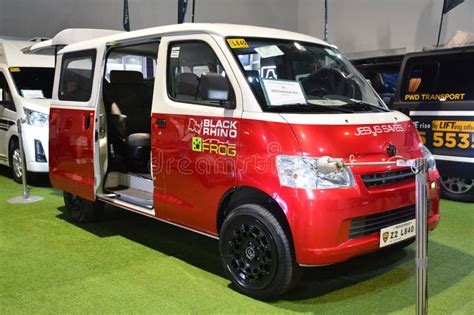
top-left (97, 193), bottom-right (155, 216)
top-left (104, 186), bottom-right (153, 209)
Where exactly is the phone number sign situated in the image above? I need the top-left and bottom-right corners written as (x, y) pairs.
top-left (413, 116), bottom-right (474, 157)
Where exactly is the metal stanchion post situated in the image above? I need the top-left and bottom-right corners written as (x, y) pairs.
top-left (317, 156), bottom-right (430, 314)
top-left (18, 117), bottom-right (30, 199)
top-left (415, 158), bottom-right (429, 315)
top-left (7, 117), bottom-right (44, 204)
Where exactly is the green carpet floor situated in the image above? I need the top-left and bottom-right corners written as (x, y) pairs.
top-left (1, 168), bottom-right (473, 314)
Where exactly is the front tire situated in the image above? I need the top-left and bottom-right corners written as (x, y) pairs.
top-left (441, 177), bottom-right (474, 202)
top-left (219, 204), bottom-right (300, 300)
top-left (9, 141), bottom-right (24, 183)
top-left (63, 192), bottom-right (104, 223)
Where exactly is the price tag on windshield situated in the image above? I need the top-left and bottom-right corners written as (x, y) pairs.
top-left (261, 79), bottom-right (307, 106)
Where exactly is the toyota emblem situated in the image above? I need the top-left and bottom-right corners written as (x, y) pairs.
top-left (386, 144), bottom-right (398, 157)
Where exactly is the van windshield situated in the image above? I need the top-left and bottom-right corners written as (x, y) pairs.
top-left (227, 38), bottom-right (386, 113)
top-left (10, 67), bottom-right (54, 99)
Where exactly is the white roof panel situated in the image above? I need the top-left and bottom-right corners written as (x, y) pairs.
top-left (0, 40), bottom-right (54, 67)
top-left (60, 23), bottom-right (331, 54)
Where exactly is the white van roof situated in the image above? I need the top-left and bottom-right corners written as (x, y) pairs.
top-left (0, 40), bottom-right (54, 67)
top-left (28, 29), bottom-right (122, 55)
top-left (60, 23), bottom-right (332, 54)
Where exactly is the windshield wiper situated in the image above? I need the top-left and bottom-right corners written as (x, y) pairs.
top-left (340, 100), bottom-right (390, 112)
top-left (267, 103), bottom-right (354, 113)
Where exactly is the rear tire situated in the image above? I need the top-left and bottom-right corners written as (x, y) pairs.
top-left (63, 192), bottom-right (104, 223)
top-left (441, 177), bottom-right (474, 202)
top-left (219, 204), bottom-right (300, 300)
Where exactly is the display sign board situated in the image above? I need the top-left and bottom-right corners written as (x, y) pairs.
top-left (412, 114), bottom-right (474, 158)
top-left (261, 79), bottom-right (307, 106)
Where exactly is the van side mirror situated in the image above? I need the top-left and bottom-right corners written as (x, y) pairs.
top-left (199, 72), bottom-right (233, 108)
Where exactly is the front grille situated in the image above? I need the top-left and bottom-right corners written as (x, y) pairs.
top-left (361, 168), bottom-right (415, 188)
top-left (349, 205), bottom-right (416, 239)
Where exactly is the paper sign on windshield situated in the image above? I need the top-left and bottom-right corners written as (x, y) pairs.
top-left (261, 79), bottom-right (307, 106)
top-left (255, 45), bottom-right (284, 59)
top-left (21, 90), bottom-right (44, 99)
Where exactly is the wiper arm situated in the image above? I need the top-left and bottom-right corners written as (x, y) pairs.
top-left (267, 103), bottom-right (354, 113)
top-left (341, 100), bottom-right (390, 112)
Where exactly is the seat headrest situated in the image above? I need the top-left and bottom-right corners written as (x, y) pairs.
top-left (110, 70), bottom-right (144, 85)
top-left (176, 72), bottom-right (199, 96)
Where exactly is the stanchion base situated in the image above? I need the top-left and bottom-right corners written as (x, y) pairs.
top-left (7, 196), bottom-right (44, 204)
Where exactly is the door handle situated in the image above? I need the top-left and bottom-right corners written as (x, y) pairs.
top-left (156, 118), bottom-right (167, 129)
top-left (82, 114), bottom-right (91, 131)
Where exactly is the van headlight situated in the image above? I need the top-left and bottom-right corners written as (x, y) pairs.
top-left (24, 108), bottom-right (48, 127)
top-left (276, 155), bottom-right (354, 189)
top-left (420, 145), bottom-right (436, 170)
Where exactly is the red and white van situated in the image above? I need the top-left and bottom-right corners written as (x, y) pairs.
top-left (49, 24), bottom-right (441, 299)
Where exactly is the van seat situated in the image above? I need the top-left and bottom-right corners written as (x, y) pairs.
top-left (109, 70), bottom-right (151, 173)
top-left (109, 70), bottom-right (150, 135)
top-left (176, 72), bottom-right (199, 100)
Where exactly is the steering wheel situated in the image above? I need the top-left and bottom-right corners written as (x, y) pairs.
top-left (301, 67), bottom-right (352, 97)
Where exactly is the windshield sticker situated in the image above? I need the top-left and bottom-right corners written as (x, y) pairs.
top-left (9, 67), bottom-right (20, 73)
top-left (261, 79), bottom-right (307, 106)
top-left (170, 47), bottom-right (180, 58)
top-left (255, 45), bottom-right (284, 59)
top-left (404, 93), bottom-right (465, 101)
top-left (227, 38), bottom-right (249, 49)
top-left (21, 89), bottom-right (45, 99)
top-left (308, 99), bottom-right (347, 106)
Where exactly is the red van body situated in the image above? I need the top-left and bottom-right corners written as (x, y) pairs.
top-left (49, 24), bottom-right (440, 299)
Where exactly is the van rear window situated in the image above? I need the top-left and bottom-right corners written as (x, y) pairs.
top-left (401, 52), bottom-right (474, 102)
top-left (59, 50), bottom-right (96, 102)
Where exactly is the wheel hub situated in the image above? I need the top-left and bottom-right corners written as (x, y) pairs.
top-left (244, 244), bottom-right (256, 260)
top-left (12, 149), bottom-right (23, 179)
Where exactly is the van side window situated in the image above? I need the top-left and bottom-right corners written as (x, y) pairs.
top-left (402, 52), bottom-right (474, 101)
top-left (0, 73), bottom-right (15, 111)
top-left (59, 50), bottom-right (96, 102)
top-left (167, 41), bottom-right (235, 107)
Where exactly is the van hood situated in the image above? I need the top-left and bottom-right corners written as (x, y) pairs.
top-left (280, 111), bottom-right (423, 174)
top-left (21, 98), bottom-right (51, 115)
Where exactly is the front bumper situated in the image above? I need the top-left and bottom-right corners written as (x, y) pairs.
top-left (284, 169), bottom-right (441, 266)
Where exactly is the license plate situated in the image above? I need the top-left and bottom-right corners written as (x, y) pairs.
top-left (379, 219), bottom-right (416, 248)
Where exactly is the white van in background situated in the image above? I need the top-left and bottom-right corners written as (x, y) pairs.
top-left (0, 29), bottom-right (122, 182)
top-left (0, 39), bottom-right (54, 182)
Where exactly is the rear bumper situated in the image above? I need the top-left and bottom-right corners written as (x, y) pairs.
top-left (283, 169), bottom-right (441, 266)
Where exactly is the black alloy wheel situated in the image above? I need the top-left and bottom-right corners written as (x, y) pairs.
top-left (219, 204), bottom-right (300, 300)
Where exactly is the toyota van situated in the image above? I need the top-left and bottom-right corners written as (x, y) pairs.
top-left (49, 24), bottom-right (441, 299)
top-left (0, 39), bottom-right (54, 182)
